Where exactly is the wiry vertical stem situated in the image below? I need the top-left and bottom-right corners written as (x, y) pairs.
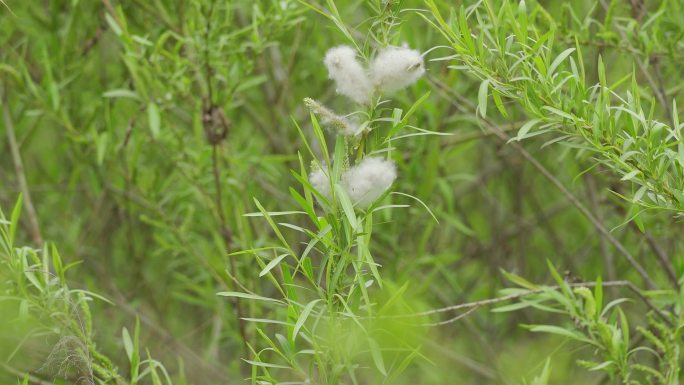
top-left (2, 93), bottom-right (43, 245)
top-left (211, 124), bottom-right (249, 365)
top-left (585, 174), bottom-right (617, 284)
top-left (204, 0), bottom-right (215, 105)
top-left (201, 0), bottom-right (249, 362)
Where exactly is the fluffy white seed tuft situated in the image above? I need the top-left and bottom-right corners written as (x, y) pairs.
top-left (370, 46), bottom-right (425, 93)
top-left (309, 167), bottom-right (332, 203)
top-left (342, 157), bottom-right (397, 209)
top-left (324, 45), bottom-right (372, 105)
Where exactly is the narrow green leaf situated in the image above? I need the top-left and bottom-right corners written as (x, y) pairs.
top-left (293, 299), bottom-right (320, 341)
top-left (548, 48), bottom-right (575, 76)
top-left (477, 79), bottom-right (489, 118)
top-left (147, 102), bottom-right (161, 139)
top-left (105, 13), bottom-right (122, 36)
top-left (103, 89), bottom-right (139, 100)
top-left (514, 118), bottom-right (542, 140)
top-left (217, 291), bottom-right (283, 303)
top-left (620, 170), bottom-right (640, 181)
top-left (368, 337), bottom-right (387, 376)
top-left (528, 325), bottom-right (590, 342)
top-left (501, 270), bottom-right (538, 290)
top-left (10, 194), bottom-right (23, 244)
top-left (122, 327), bottom-right (134, 361)
top-left (259, 253), bottom-right (289, 277)
top-left (542, 106), bottom-right (576, 121)
top-left (335, 183), bottom-right (358, 230)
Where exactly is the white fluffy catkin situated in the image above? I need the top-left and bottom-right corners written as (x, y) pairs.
top-left (342, 157), bottom-right (397, 209)
top-left (309, 167), bottom-right (332, 203)
top-left (370, 46), bottom-right (425, 93)
top-left (324, 45), bottom-right (372, 105)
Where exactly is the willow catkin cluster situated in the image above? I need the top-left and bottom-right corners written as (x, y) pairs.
top-left (324, 45), bottom-right (373, 105)
top-left (308, 43), bottom-right (423, 209)
top-left (370, 46), bottom-right (425, 93)
top-left (341, 157), bottom-right (397, 208)
top-left (309, 166), bottom-right (332, 201)
top-left (324, 44), bottom-right (425, 104)
top-left (310, 157), bottom-right (397, 209)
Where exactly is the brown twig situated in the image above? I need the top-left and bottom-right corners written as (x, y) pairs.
top-left (386, 280), bottom-right (671, 326)
top-left (422, 306), bottom-right (480, 326)
top-left (585, 174), bottom-right (617, 284)
top-left (610, 199), bottom-right (679, 289)
top-left (643, 232), bottom-right (679, 289)
top-left (101, 0), bottom-right (119, 24)
top-left (82, 23), bottom-right (106, 56)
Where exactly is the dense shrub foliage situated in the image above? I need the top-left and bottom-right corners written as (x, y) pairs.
top-left (1, 0), bottom-right (683, 384)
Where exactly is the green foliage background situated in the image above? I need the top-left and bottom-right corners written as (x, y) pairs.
top-left (1, 0), bottom-right (683, 384)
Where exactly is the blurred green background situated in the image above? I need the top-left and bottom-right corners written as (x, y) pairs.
top-left (1, 0), bottom-right (682, 383)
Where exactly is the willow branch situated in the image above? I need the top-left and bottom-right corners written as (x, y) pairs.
top-left (429, 76), bottom-right (658, 290)
top-left (385, 280), bottom-right (671, 326)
